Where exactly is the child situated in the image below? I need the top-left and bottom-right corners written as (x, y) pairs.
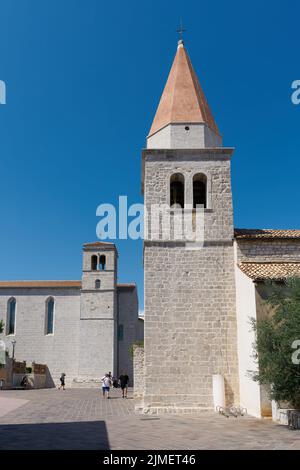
top-left (101, 373), bottom-right (112, 398)
top-left (58, 373), bottom-right (66, 390)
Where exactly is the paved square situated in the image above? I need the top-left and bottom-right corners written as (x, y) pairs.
top-left (0, 388), bottom-right (299, 450)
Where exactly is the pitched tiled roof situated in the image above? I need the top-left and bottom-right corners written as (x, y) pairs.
top-left (148, 41), bottom-right (220, 138)
top-left (235, 229), bottom-right (300, 240)
top-left (83, 242), bottom-right (116, 248)
top-left (0, 281), bottom-right (82, 288)
top-left (117, 283), bottom-right (136, 290)
top-left (238, 262), bottom-right (300, 281)
top-left (0, 280), bottom-right (136, 289)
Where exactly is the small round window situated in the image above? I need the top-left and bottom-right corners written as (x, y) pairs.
top-left (185, 126), bottom-right (190, 131)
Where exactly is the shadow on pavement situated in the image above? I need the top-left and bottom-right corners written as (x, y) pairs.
top-left (0, 420), bottom-right (110, 450)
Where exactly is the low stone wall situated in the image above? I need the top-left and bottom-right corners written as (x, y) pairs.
top-left (33, 363), bottom-right (46, 375)
top-left (72, 377), bottom-right (102, 388)
top-left (0, 358), bottom-right (13, 389)
top-left (133, 345), bottom-right (144, 399)
top-left (0, 361), bottom-right (48, 389)
top-left (0, 368), bottom-right (5, 381)
top-left (31, 373), bottom-right (46, 389)
top-left (12, 373), bottom-right (47, 389)
top-left (274, 408), bottom-right (300, 429)
top-left (13, 361), bottom-right (26, 374)
top-left (272, 401), bottom-right (300, 429)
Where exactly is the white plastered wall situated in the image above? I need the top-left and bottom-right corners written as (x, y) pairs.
top-left (234, 241), bottom-right (262, 418)
top-left (147, 123), bottom-right (222, 149)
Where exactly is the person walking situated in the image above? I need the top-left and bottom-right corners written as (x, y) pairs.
top-left (112, 376), bottom-right (119, 388)
top-left (119, 372), bottom-right (129, 398)
top-left (58, 373), bottom-right (66, 390)
top-left (101, 373), bottom-right (112, 399)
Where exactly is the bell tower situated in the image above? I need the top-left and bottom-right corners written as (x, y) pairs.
top-left (142, 40), bottom-right (239, 413)
top-left (77, 242), bottom-right (118, 384)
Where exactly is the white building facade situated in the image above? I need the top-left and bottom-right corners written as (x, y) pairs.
top-left (0, 242), bottom-right (143, 387)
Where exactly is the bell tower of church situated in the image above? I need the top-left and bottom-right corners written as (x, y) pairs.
top-left (77, 242), bottom-right (118, 384)
top-left (142, 40), bottom-right (239, 412)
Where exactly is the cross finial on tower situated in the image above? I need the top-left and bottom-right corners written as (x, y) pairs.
top-left (176, 19), bottom-right (186, 44)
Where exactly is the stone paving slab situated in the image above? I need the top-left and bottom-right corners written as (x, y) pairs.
top-left (0, 396), bottom-right (28, 418)
top-left (0, 388), bottom-right (299, 450)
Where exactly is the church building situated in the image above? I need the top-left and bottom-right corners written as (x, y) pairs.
top-left (0, 38), bottom-right (299, 419)
top-left (0, 242), bottom-right (144, 386)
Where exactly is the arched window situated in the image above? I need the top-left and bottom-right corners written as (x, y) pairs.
top-left (46, 297), bottom-right (55, 335)
top-left (95, 279), bottom-right (101, 289)
top-left (170, 173), bottom-right (184, 208)
top-left (193, 173), bottom-right (207, 209)
top-left (99, 255), bottom-right (106, 271)
top-left (7, 298), bottom-right (16, 335)
top-left (91, 255), bottom-right (98, 271)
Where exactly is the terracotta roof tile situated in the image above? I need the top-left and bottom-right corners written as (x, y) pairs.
top-left (83, 241), bottom-right (116, 248)
top-left (238, 263), bottom-right (300, 281)
top-left (0, 280), bottom-right (136, 290)
top-left (0, 281), bottom-right (82, 288)
top-left (235, 229), bottom-right (300, 240)
top-left (149, 41), bottom-right (220, 138)
top-left (117, 283), bottom-right (136, 289)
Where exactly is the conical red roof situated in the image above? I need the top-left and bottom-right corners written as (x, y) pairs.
top-left (148, 41), bottom-right (220, 138)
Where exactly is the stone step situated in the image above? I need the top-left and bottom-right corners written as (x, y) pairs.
top-left (71, 379), bottom-right (102, 389)
top-left (136, 404), bottom-right (214, 415)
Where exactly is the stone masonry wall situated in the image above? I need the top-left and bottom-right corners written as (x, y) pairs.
top-left (142, 150), bottom-right (239, 412)
top-left (236, 239), bottom-right (300, 262)
top-left (117, 287), bottom-right (143, 385)
top-left (143, 243), bottom-right (239, 410)
top-left (78, 247), bottom-right (118, 383)
top-left (133, 345), bottom-right (145, 399)
top-left (143, 151), bottom-right (234, 242)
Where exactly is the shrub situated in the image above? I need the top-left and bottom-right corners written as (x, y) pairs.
top-left (129, 340), bottom-right (144, 358)
top-left (252, 278), bottom-right (300, 408)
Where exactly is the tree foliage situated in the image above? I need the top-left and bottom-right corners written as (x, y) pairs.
top-left (0, 320), bottom-right (4, 334)
top-left (129, 340), bottom-right (144, 358)
top-left (252, 278), bottom-right (300, 408)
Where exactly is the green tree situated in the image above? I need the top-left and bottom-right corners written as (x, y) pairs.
top-left (0, 320), bottom-right (4, 334)
top-left (129, 340), bottom-right (144, 358)
top-left (252, 278), bottom-right (300, 408)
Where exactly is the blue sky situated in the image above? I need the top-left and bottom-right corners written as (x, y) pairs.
top-left (0, 0), bottom-right (299, 310)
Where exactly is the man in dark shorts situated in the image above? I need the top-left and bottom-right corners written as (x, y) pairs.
top-left (119, 372), bottom-right (129, 398)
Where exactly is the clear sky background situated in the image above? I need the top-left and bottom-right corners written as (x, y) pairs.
top-left (0, 0), bottom-right (299, 311)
